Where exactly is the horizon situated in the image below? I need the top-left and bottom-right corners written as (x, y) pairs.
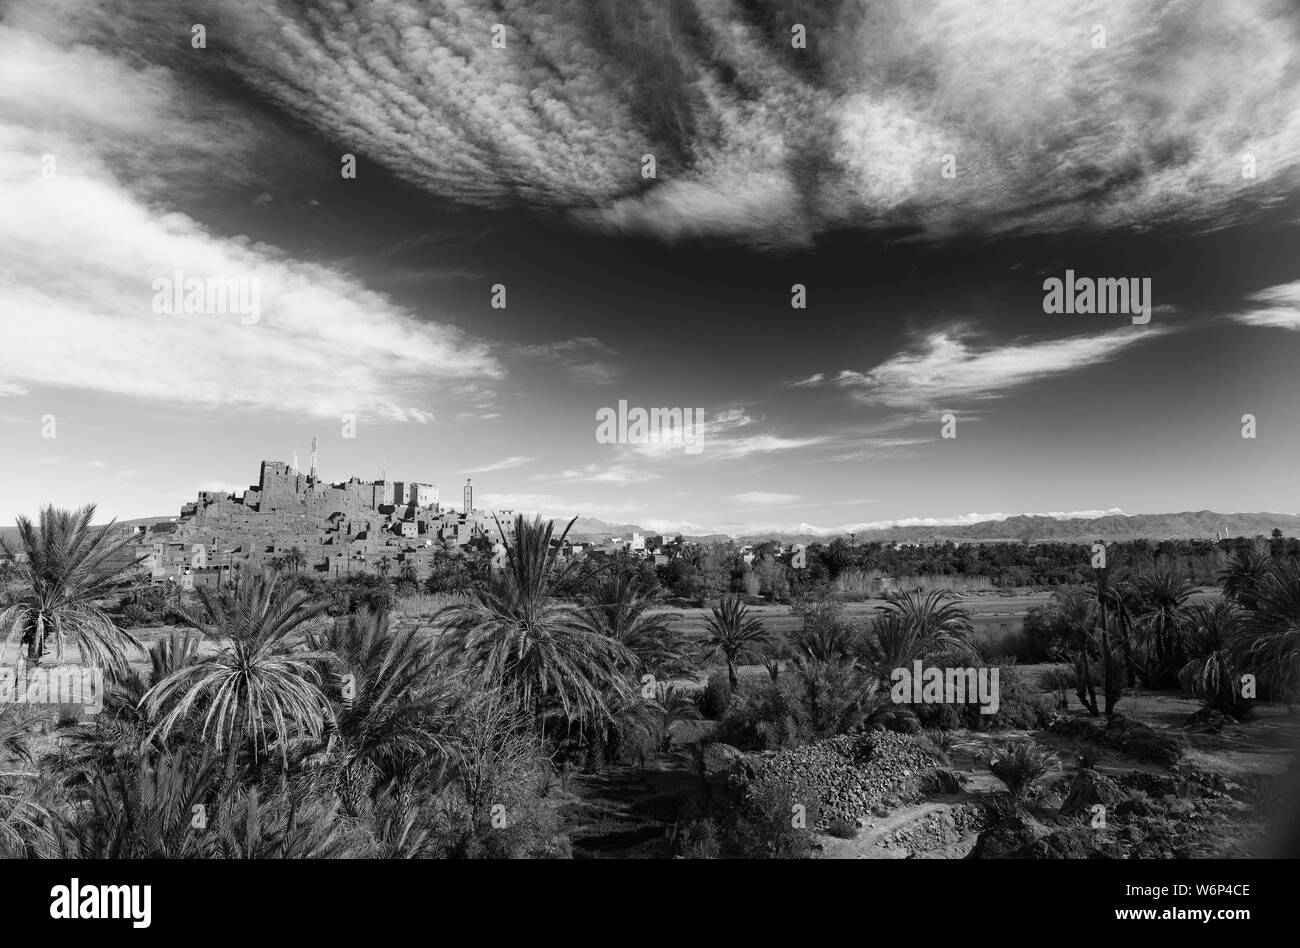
top-left (3, 1), bottom-right (1300, 538)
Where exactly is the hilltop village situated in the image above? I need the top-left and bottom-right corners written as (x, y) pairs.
top-left (133, 456), bottom-right (519, 588)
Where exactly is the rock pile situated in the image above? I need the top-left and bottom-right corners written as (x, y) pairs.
top-left (731, 731), bottom-right (947, 829)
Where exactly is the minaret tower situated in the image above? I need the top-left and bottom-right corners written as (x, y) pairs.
top-left (464, 478), bottom-right (473, 515)
top-left (309, 437), bottom-right (319, 482)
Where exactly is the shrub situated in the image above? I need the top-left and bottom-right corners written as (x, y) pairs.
top-left (961, 667), bottom-right (1055, 731)
top-left (734, 777), bottom-right (820, 858)
top-left (696, 669), bottom-right (733, 719)
top-left (989, 741), bottom-right (1057, 801)
top-left (672, 818), bottom-right (722, 858)
top-left (715, 681), bottom-right (804, 751)
top-left (919, 728), bottom-right (955, 761)
top-left (825, 817), bottom-right (858, 839)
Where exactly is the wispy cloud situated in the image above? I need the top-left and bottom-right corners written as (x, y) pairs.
top-left (1230, 281), bottom-right (1300, 330)
top-left (728, 492), bottom-right (803, 505)
top-left (515, 337), bottom-right (620, 385)
top-left (818, 327), bottom-right (1166, 409)
top-left (532, 464), bottom-right (659, 486)
top-left (462, 456), bottom-right (534, 474)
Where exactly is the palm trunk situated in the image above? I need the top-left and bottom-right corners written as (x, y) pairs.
top-left (224, 713), bottom-right (245, 785)
top-left (727, 658), bottom-right (738, 692)
top-left (25, 613), bottom-right (45, 668)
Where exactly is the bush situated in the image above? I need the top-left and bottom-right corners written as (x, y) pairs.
top-left (988, 741), bottom-right (1057, 801)
top-left (825, 817), bottom-right (858, 839)
top-left (734, 777), bottom-right (820, 858)
top-left (715, 680), bottom-right (804, 751)
top-left (672, 818), bottom-right (721, 858)
top-left (696, 669), bottom-right (733, 719)
top-left (961, 667), bottom-right (1055, 731)
top-left (919, 728), bottom-right (955, 761)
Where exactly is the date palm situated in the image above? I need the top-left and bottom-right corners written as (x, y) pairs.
top-left (1228, 560), bottom-right (1300, 698)
top-left (141, 571), bottom-right (335, 783)
top-left (580, 571), bottom-right (693, 680)
top-left (304, 607), bottom-right (459, 813)
top-left (1131, 570), bottom-right (1194, 686)
top-left (434, 515), bottom-right (635, 724)
top-left (867, 589), bottom-right (977, 678)
top-left (0, 504), bottom-right (144, 674)
top-left (701, 594), bottom-right (771, 690)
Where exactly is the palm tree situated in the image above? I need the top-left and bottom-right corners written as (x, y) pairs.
top-left (579, 571), bottom-right (693, 681)
top-left (434, 515), bottom-right (635, 724)
top-left (1131, 570), bottom-right (1194, 686)
top-left (141, 571), bottom-right (335, 783)
top-left (1222, 545), bottom-right (1274, 610)
top-left (1179, 600), bottom-right (1246, 712)
top-left (701, 594), bottom-right (771, 690)
top-left (866, 588), bottom-right (977, 679)
top-left (0, 504), bottom-right (143, 674)
top-left (652, 684), bottom-right (701, 753)
top-left (376, 554), bottom-right (393, 582)
top-left (285, 547), bottom-right (306, 575)
top-left (1226, 560), bottom-right (1300, 698)
top-left (303, 607), bottom-right (459, 814)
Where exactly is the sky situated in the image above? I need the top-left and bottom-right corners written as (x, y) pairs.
top-left (1, 0), bottom-right (1299, 537)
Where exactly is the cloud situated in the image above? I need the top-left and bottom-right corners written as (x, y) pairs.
top-left (0, 16), bottom-right (503, 422)
top-left (515, 337), bottom-right (620, 385)
top-left (626, 408), bottom-right (829, 461)
top-left (532, 464), bottom-right (659, 486)
top-left (462, 456), bottom-right (534, 473)
top-left (1230, 281), bottom-right (1300, 330)
top-left (182, 0), bottom-right (1300, 247)
top-left (728, 492), bottom-right (803, 505)
top-left (822, 327), bottom-right (1165, 409)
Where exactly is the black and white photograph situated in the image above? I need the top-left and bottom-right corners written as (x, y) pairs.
top-left (0, 0), bottom-right (1297, 925)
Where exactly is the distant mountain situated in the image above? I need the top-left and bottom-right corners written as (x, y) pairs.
top-left (5, 510), bottom-right (1295, 551)
top-left (739, 511), bottom-right (1300, 546)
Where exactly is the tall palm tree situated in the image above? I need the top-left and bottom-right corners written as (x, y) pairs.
top-left (579, 571), bottom-right (693, 681)
top-left (1179, 599), bottom-right (1246, 712)
top-left (1227, 560), bottom-right (1300, 698)
top-left (0, 504), bottom-right (143, 674)
top-left (1131, 570), bottom-right (1194, 686)
top-left (1222, 545), bottom-right (1274, 610)
top-left (701, 594), bottom-right (771, 690)
top-left (141, 571), bottom-right (335, 783)
top-left (434, 515), bottom-right (635, 724)
top-left (304, 607), bottom-right (459, 813)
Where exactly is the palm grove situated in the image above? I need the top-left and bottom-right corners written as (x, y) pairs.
top-left (0, 504), bottom-right (1296, 858)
